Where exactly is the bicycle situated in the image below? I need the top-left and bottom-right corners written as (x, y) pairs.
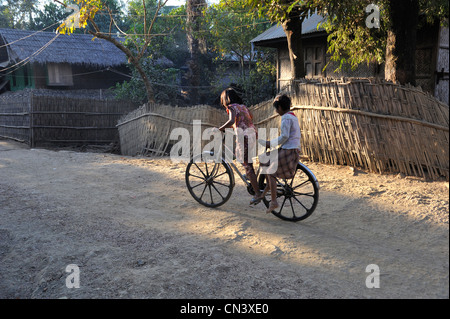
top-left (184, 138), bottom-right (320, 222)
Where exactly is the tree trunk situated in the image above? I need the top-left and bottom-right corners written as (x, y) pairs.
top-left (282, 8), bottom-right (306, 79)
top-left (132, 59), bottom-right (156, 104)
top-left (385, 0), bottom-right (418, 85)
top-left (186, 0), bottom-right (207, 105)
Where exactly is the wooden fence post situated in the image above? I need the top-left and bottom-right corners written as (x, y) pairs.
top-left (29, 92), bottom-right (34, 148)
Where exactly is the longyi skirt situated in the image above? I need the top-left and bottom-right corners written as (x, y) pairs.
top-left (260, 148), bottom-right (300, 179)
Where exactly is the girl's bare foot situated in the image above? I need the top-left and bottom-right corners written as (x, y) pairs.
top-left (266, 201), bottom-right (279, 214)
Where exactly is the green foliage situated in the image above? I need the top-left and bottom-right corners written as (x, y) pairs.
top-left (232, 0), bottom-right (447, 74)
top-left (147, 5), bottom-right (190, 68)
top-left (227, 0), bottom-right (318, 21)
top-left (113, 0), bottom-right (278, 106)
top-left (236, 56), bottom-right (277, 106)
top-left (210, 49), bottom-right (277, 106)
top-left (30, 2), bottom-right (69, 31)
top-left (419, 0), bottom-right (449, 26)
top-left (0, 0), bottom-right (39, 29)
top-left (202, 0), bottom-right (277, 105)
top-left (113, 62), bottom-right (179, 104)
top-left (320, 0), bottom-right (387, 71)
top-left (86, 0), bottom-right (128, 34)
top-left (112, 1), bottom-right (190, 103)
top-left (320, 0), bottom-right (449, 71)
top-left (205, 1), bottom-right (270, 74)
top-left (1, 0), bottom-right (126, 32)
top-left (121, 0), bottom-right (188, 65)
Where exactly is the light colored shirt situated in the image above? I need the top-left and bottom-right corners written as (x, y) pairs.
top-left (270, 112), bottom-right (301, 150)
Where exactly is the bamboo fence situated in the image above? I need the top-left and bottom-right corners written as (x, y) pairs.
top-left (0, 91), bottom-right (137, 146)
top-left (253, 78), bottom-right (449, 180)
top-left (117, 103), bottom-right (227, 156)
top-left (117, 78), bottom-right (448, 180)
top-left (0, 94), bottom-right (31, 143)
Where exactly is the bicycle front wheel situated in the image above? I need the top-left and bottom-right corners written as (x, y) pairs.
top-left (260, 163), bottom-right (319, 222)
top-left (185, 161), bottom-right (234, 208)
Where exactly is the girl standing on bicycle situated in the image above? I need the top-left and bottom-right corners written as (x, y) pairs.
top-left (261, 94), bottom-right (301, 213)
top-left (217, 88), bottom-right (263, 205)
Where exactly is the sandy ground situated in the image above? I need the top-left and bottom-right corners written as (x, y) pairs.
top-left (0, 138), bottom-right (448, 299)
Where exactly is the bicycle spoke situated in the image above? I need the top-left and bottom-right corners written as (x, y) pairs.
top-left (211, 183), bottom-right (225, 200)
top-left (189, 173), bottom-right (206, 181)
top-left (289, 197), bottom-right (297, 218)
top-left (293, 191), bottom-right (315, 197)
top-left (293, 196), bottom-right (309, 211)
top-left (277, 197), bottom-right (287, 213)
top-left (191, 181), bottom-right (207, 189)
top-left (293, 179), bottom-right (310, 190)
top-left (289, 170), bottom-right (298, 187)
top-left (213, 181), bottom-right (232, 188)
top-left (212, 164), bottom-right (222, 177)
top-left (199, 184), bottom-right (208, 201)
top-left (214, 171), bottom-right (229, 179)
top-left (208, 185), bottom-right (214, 204)
top-left (193, 163), bottom-right (207, 179)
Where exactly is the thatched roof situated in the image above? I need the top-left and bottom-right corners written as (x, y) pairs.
top-left (0, 28), bottom-right (127, 67)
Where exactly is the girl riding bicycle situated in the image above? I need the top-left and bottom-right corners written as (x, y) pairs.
top-left (260, 94), bottom-right (301, 213)
top-left (217, 88), bottom-right (263, 205)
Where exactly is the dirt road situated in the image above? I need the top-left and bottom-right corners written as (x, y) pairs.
top-left (0, 138), bottom-right (448, 299)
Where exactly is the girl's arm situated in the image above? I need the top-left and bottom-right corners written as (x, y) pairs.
top-left (219, 107), bottom-right (236, 131)
top-left (266, 116), bottom-right (290, 148)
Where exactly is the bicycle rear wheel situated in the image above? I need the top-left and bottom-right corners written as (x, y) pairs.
top-left (185, 161), bottom-right (234, 208)
top-left (259, 163), bottom-right (319, 222)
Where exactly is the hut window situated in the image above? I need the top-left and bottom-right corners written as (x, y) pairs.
top-left (47, 63), bottom-right (73, 86)
top-left (304, 46), bottom-right (324, 78)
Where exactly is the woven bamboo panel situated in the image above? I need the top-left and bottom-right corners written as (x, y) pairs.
top-left (0, 91), bottom-right (138, 146)
top-left (0, 94), bottom-right (31, 143)
top-left (31, 95), bottom-right (137, 146)
top-left (117, 103), bottom-right (227, 156)
top-left (253, 78), bottom-right (449, 180)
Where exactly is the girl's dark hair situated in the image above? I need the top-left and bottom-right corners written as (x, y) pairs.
top-left (220, 88), bottom-right (243, 107)
top-left (273, 94), bottom-right (291, 111)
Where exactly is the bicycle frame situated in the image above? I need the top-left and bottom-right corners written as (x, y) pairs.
top-left (201, 140), bottom-right (261, 190)
top-left (199, 134), bottom-right (319, 195)
top-left (200, 150), bottom-right (250, 188)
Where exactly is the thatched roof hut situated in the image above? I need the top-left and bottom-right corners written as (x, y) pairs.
top-left (0, 28), bottom-right (126, 67)
top-left (0, 28), bottom-right (129, 92)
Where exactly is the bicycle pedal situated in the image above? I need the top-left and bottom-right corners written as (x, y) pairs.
top-left (249, 198), bottom-right (262, 206)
